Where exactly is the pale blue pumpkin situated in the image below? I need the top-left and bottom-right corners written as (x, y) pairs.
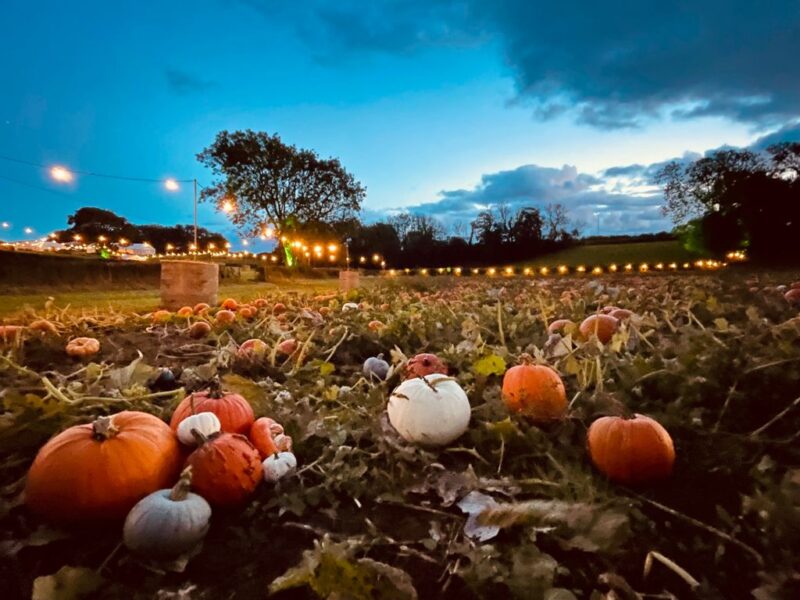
top-left (123, 468), bottom-right (211, 558)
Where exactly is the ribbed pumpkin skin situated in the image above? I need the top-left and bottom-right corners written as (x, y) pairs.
top-left (25, 411), bottom-right (181, 522)
top-left (587, 414), bottom-right (675, 485)
top-left (170, 390), bottom-right (254, 435)
top-left (186, 434), bottom-right (262, 506)
top-left (579, 314), bottom-right (619, 344)
top-left (502, 364), bottom-right (567, 420)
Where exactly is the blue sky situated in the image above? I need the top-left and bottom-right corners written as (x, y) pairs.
top-left (1, 0), bottom-right (798, 249)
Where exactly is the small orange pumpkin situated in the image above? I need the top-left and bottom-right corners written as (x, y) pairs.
top-left (25, 411), bottom-right (182, 522)
top-left (253, 298), bottom-right (269, 309)
top-left (276, 338), bottom-right (297, 355)
top-left (501, 355), bottom-right (567, 420)
top-left (0, 325), bottom-right (24, 343)
top-left (177, 306), bottom-right (194, 318)
top-left (249, 417), bottom-right (293, 458)
top-left (319, 306), bottom-right (331, 317)
top-left (237, 338), bottom-right (268, 359)
top-left (170, 386), bottom-right (255, 435)
top-left (29, 319), bottom-right (58, 335)
top-left (221, 298), bottom-right (238, 310)
top-left (152, 310), bottom-right (172, 324)
top-left (273, 302), bottom-right (287, 315)
top-left (405, 353), bottom-right (448, 379)
top-left (193, 303), bottom-right (211, 315)
top-left (215, 309), bottom-right (236, 325)
top-left (579, 314), bottom-right (619, 343)
top-left (239, 306), bottom-right (256, 320)
top-left (185, 432), bottom-right (262, 506)
top-left (368, 320), bottom-right (385, 331)
top-left (66, 337), bottom-right (101, 357)
top-left (587, 414), bottom-right (675, 485)
top-left (188, 321), bottom-right (211, 339)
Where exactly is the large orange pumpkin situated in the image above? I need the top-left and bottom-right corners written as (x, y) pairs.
top-left (170, 388), bottom-right (254, 435)
top-left (249, 417), bottom-right (293, 458)
top-left (25, 411), bottom-right (181, 522)
top-left (185, 432), bottom-right (262, 506)
top-left (579, 314), bottom-right (619, 343)
top-left (501, 355), bottom-right (567, 420)
top-left (587, 414), bottom-right (675, 485)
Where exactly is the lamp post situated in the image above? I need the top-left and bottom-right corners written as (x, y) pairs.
top-left (193, 178), bottom-right (198, 249)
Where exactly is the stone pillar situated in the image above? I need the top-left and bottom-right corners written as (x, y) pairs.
top-left (339, 270), bottom-right (360, 292)
top-left (160, 261), bottom-right (219, 310)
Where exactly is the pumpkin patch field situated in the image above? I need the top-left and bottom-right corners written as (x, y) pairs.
top-left (1, 272), bottom-right (799, 599)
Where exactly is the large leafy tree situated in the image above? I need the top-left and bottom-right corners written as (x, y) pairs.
top-left (657, 146), bottom-right (800, 262)
top-left (197, 130), bottom-right (365, 265)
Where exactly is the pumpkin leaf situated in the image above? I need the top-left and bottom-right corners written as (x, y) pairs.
top-left (472, 354), bottom-right (507, 377)
top-left (32, 566), bottom-right (104, 600)
top-left (107, 352), bottom-right (158, 390)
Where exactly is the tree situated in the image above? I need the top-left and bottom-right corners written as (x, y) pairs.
top-left (656, 147), bottom-right (800, 262)
top-left (509, 207), bottom-right (544, 246)
top-left (543, 203), bottom-right (571, 241)
top-left (197, 130), bottom-right (365, 265)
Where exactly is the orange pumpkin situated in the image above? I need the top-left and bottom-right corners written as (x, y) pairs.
top-left (0, 325), bottom-right (24, 343)
top-left (276, 338), bottom-right (298, 355)
top-left (221, 298), bottom-right (238, 310)
top-left (193, 303), bottom-right (210, 315)
top-left (25, 411), bottom-right (182, 522)
top-left (273, 302), bottom-right (287, 315)
top-left (29, 319), bottom-right (58, 335)
top-left (215, 310), bottom-right (236, 325)
top-left (547, 319), bottom-right (574, 335)
top-left (66, 337), bottom-right (100, 357)
top-left (368, 320), bottom-right (385, 331)
top-left (185, 432), bottom-right (262, 506)
top-left (177, 306), bottom-right (194, 318)
top-left (239, 306), bottom-right (256, 320)
top-left (319, 306), bottom-right (331, 317)
top-left (587, 414), bottom-right (675, 485)
top-left (152, 310), bottom-right (172, 324)
top-left (253, 298), bottom-right (269, 309)
top-left (579, 314), bottom-right (619, 343)
top-left (249, 417), bottom-right (293, 458)
top-left (237, 338), bottom-right (268, 359)
top-left (785, 288), bottom-right (800, 305)
top-left (170, 387), bottom-right (254, 435)
top-left (188, 321), bottom-right (211, 339)
top-left (501, 355), bottom-right (567, 420)
top-left (405, 353), bottom-right (448, 379)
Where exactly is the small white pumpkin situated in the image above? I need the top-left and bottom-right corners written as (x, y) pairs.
top-left (123, 468), bottom-right (211, 558)
top-left (262, 451), bottom-right (298, 482)
top-left (387, 373), bottom-right (471, 446)
top-left (342, 302), bottom-right (359, 313)
top-left (176, 412), bottom-right (221, 446)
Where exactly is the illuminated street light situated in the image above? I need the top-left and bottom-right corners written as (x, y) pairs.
top-left (98, 235), bottom-right (106, 242)
top-left (372, 253), bottom-right (380, 262)
top-left (50, 165), bottom-right (74, 183)
top-left (209, 243), bottom-right (216, 250)
top-left (164, 178), bottom-right (179, 191)
top-left (221, 198), bottom-right (235, 213)
top-left (119, 237), bottom-right (128, 245)
top-left (242, 240), bottom-right (249, 247)
top-left (73, 234), bottom-right (82, 242)
top-left (359, 256), bottom-right (366, 264)
top-left (166, 243), bottom-right (174, 251)
top-left (327, 243), bottom-right (337, 253)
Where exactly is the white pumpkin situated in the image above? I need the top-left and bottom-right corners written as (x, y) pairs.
top-left (123, 468), bottom-right (211, 558)
top-left (342, 302), bottom-right (359, 312)
top-left (262, 451), bottom-right (298, 482)
top-left (387, 373), bottom-right (471, 446)
top-left (176, 412), bottom-right (221, 446)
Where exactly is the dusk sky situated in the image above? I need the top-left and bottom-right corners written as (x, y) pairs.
top-left (2, 0), bottom-right (799, 250)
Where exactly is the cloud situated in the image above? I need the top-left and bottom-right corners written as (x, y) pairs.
top-left (245, 1), bottom-right (800, 128)
top-left (165, 69), bottom-right (217, 95)
top-left (750, 120), bottom-right (800, 150)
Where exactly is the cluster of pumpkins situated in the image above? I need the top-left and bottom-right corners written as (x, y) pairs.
top-left (778, 281), bottom-right (800, 306)
top-left (370, 307), bottom-right (675, 487)
top-left (24, 389), bottom-right (294, 558)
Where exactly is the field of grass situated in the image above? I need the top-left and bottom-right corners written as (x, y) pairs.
top-left (520, 240), bottom-right (696, 268)
top-left (0, 279), bottom-right (341, 319)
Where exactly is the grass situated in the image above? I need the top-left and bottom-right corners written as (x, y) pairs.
top-left (518, 240), bottom-right (697, 268)
top-left (0, 279), bottom-right (341, 319)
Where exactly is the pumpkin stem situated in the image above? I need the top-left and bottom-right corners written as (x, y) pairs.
top-left (92, 416), bottom-right (119, 440)
top-left (190, 427), bottom-right (209, 446)
top-left (518, 353), bottom-right (534, 365)
top-left (169, 467), bottom-right (193, 502)
top-left (208, 378), bottom-right (223, 399)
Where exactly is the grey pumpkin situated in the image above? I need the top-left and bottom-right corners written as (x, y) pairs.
top-left (363, 354), bottom-right (390, 381)
top-left (123, 467), bottom-right (212, 558)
